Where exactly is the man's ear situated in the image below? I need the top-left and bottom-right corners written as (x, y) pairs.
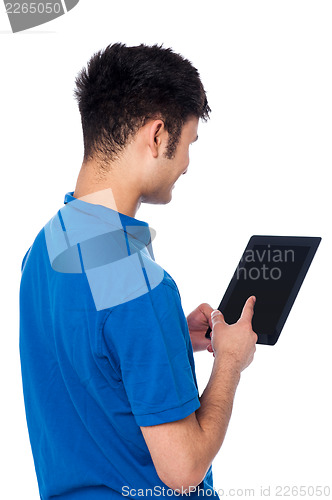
top-left (148, 120), bottom-right (167, 158)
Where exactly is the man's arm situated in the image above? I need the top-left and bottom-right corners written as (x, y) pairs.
top-left (140, 296), bottom-right (257, 491)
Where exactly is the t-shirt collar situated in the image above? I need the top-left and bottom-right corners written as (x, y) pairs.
top-left (63, 191), bottom-right (153, 248)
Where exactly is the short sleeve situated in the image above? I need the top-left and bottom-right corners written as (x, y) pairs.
top-left (101, 277), bottom-right (200, 426)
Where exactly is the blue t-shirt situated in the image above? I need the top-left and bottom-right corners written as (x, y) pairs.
top-left (19, 191), bottom-right (218, 499)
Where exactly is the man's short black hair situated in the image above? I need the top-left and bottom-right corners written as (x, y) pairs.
top-left (74, 43), bottom-right (210, 167)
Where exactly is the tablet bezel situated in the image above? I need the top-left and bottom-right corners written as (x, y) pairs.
top-left (205, 235), bottom-right (321, 345)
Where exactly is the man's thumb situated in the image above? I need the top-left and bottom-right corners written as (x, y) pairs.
top-left (240, 295), bottom-right (256, 322)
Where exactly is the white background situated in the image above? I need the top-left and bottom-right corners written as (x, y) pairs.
top-left (1, 1), bottom-right (331, 498)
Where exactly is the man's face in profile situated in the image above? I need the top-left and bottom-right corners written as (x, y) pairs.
top-left (142, 117), bottom-right (199, 206)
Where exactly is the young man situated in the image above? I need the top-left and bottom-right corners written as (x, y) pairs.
top-left (19, 43), bottom-right (258, 499)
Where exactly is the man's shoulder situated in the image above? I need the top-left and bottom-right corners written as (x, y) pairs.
top-left (161, 268), bottom-right (180, 293)
top-left (20, 201), bottom-right (182, 315)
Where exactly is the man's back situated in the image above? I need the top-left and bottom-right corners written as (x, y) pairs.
top-left (19, 191), bottom-right (216, 498)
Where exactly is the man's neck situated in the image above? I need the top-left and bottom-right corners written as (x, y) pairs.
top-left (73, 160), bottom-right (142, 218)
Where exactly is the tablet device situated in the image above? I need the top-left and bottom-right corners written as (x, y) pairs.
top-left (205, 235), bottom-right (321, 345)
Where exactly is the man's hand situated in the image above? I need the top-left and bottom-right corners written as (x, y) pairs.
top-left (210, 296), bottom-right (258, 371)
top-left (186, 303), bottom-right (214, 352)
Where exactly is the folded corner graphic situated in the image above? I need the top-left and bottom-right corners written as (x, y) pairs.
top-left (4, 0), bottom-right (80, 33)
top-left (44, 204), bottom-right (162, 311)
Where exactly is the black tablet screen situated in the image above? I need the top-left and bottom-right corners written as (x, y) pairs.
top-left (223, 244), bottom-right (311, 338)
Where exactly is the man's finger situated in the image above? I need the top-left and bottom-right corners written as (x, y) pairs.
top-left (239, 295), bottom-right (256, 323)
top-left (211, 309), bottom-right (225, 327)
top-left (197, 303), bottom-right (214, 329)
top-left (206, 344), bottom-right (213, 353)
